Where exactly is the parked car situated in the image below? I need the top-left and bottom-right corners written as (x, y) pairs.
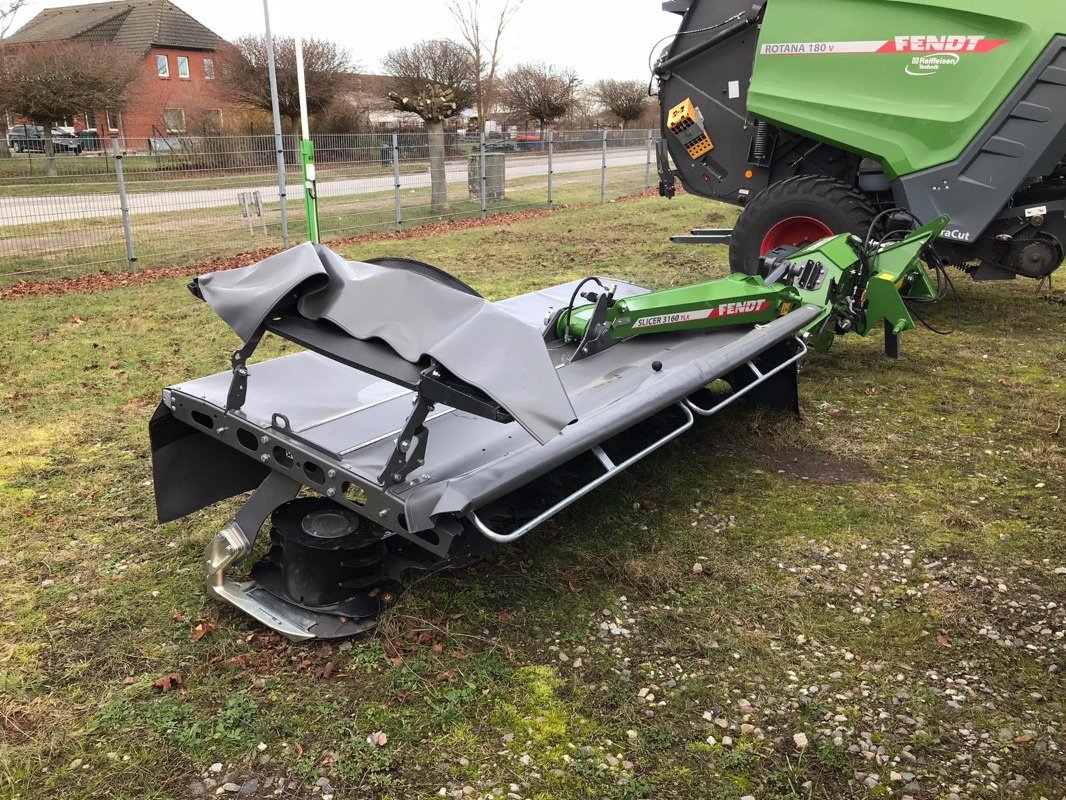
top-left (7, 124), bottom-right (83, 154)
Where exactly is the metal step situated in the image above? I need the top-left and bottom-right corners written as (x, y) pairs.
top-left (671, 227), bottom-right (734, 245)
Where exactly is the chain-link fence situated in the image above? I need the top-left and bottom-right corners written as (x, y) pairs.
top-left (0, 129), bottom-right (659, 284)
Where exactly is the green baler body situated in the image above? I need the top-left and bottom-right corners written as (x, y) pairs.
top-left (748, 0), bottom-right (1066, 179)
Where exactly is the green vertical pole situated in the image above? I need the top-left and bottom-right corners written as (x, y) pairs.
top-left (300, 138), bottom-right (319, 243)
top-left (294, 35), bottom-right (319, 244)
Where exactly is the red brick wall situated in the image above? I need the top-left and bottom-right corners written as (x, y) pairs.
top-left (102, 47), bottom-right (234, 144)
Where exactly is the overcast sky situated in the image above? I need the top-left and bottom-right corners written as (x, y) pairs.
top-left (7, 0), bottom-right (682, 83)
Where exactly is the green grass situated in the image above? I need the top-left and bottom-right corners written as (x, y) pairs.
top-left (0, 196), bottom-right (1063, 799)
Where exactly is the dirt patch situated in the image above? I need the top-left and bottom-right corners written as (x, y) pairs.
top-left (748, 445), bottom-right (881, 484)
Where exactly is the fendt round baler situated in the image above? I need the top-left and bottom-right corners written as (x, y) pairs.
top-left (655, 0), bottom-right (1066, 281)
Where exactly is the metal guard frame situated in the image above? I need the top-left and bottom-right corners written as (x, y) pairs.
top-left (469, 402), bottom-right (696, 543)
top-left (468, 332), bottom-right (808, 543)
top-left (684, 337), bottom-right (808, 417)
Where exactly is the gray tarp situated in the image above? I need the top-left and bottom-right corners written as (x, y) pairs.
top-left (194, 243), bottom-right (576, 444)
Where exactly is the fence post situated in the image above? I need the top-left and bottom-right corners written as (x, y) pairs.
top-left (600, 129), bottom-right (608, 204)
top-left (479, 132), bottom-right (488, 220)
top-left (112, 138), bottom-right (137, 273)
top-left (392, 133), bottom-right (402, 230)
top-left (547, 130), bottom-right (554, 210)
top-left (645, 129), bottom-right (654, 190)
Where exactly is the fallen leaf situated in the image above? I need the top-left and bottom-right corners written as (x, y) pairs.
top-left (314, 662), bottom-right (336, 680)
top-left (431, 642), bottom-right (444, 656)
top-left (936, 634), bottom-right (952, 648)
top-left (190, 621), bottom-right (215, 641)
top-left (640, 500), bottom-right (658, 512)
top-left (567, 580), bottom-right (581, 593)
top-left (498, 610), bottom-right (515, 623)
top-left (436, 671), bottom-right (455, 682)
top-left (153, 672), bottom-right (184, 693)
top-left (367, 731), bottom-right (388, 747)
top-left (294, 742), bottom-right (303, 756)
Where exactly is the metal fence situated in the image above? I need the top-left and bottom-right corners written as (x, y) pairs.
top-left (0, 129), bottom-right (659, 284)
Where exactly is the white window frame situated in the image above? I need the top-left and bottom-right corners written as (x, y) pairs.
top-left (163, 107), bottom-right (186, 133)
top-left (156, 54), bottom-right (169, 78)
top-left (106, 109), bottom-right (120, 132)
top-left (203, 57), bottom-right (215, 80)
top-left (176, 56), bottom-right (190, 79)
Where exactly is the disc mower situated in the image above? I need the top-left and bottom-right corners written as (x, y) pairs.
top-left (151, 216), bottom-right (952, 639)
top-left (655, 0), bottom-right (1066, 282)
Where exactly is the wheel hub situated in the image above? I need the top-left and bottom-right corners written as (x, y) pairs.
top-left (761, 216), bottom-right (835, 256)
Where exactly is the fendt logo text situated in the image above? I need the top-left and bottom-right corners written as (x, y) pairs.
top-left (709, 299), bottom-right (770, 319)
top-left (889, 35), bottom-right (1003, 53)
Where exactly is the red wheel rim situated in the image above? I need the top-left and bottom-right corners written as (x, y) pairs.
top-left (760, 216), bottom-right (835, 255)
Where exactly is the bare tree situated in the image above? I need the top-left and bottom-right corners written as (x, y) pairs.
top-left (0, 0), bottom-right (28, 159)
top-left (221, 36), bottom-right (353, 133)
top-left (383, 40), bottom-right (475, 213)
top-left (0, 0), bottom-right (23, 37)
top-left (501, 63), bottom-right (580, 133)
top-left (593, 79), bottom-right (648, 131)
top-left (0, 41), bottom-right (139, 176)
top-left (447, 0), bottom-right (520, 130)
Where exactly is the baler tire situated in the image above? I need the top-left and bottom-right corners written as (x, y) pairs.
top-left (729, 175), bottom-right (876, 276)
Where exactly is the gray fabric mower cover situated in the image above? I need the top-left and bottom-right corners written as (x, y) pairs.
top-left (195, 243), bottom-right (576, 444)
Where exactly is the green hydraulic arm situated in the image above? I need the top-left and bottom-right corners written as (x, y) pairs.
top-left (558, 217), bottom-right (947, 358)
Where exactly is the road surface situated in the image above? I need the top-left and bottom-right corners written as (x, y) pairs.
top-left (0, 148), bottom-right (651, 226)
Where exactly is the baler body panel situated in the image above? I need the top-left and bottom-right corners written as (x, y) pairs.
top-left (749, 0), bottom-right (1066, 178)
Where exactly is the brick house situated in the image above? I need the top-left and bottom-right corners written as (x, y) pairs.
top-left (7, 0), bottom-right (231, 145)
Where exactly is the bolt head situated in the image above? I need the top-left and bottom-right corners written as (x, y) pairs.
top-left (260, 454), bottom-right (270, 462)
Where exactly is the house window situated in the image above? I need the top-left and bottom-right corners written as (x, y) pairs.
top-left (163, 108), bottom-right (186, 133)
top-left (203, 58), bottom-right (215, 80)
top-left (177, 56), bottom-right (189, 79)
top-left (106, 109), bottom-right (120, 132)
top-left (156, 55), bottom-right (169, 78)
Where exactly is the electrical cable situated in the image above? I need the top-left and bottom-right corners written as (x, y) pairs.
top-left (647, 11), bottom-right (747, 75)
top-left (562, 277), bottom-right (606, 342)
top-left (865, 208), bottom-right (961, 335)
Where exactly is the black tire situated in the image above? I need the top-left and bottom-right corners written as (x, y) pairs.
top-left (729, 175), bottom-right (875, 275)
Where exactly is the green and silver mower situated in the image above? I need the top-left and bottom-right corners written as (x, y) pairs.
top-left (151, 214), bottom-right (954, 640)
top-left (655, 0), bottom-right (1066, 282)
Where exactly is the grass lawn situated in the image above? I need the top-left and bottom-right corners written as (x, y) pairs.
top-left (0, 196), bottom-right (1063, 800)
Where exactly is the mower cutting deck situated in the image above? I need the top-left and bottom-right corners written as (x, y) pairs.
top-left (152, 219), bottom-right (947, 639)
